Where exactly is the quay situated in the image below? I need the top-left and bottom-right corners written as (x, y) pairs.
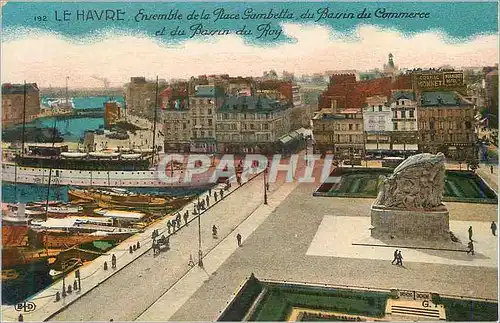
top-left (0, 158), bottom-right (293, 321)
top-left (2, 155), bottom-right (497, 321)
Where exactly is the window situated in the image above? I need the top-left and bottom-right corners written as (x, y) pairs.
top-left (396, 100), bottom-right (399, 106)
top-left (349, 135), bottom-right (353, 142)
top-left (393, 111), bottom-right (398, 118)
top-left (379, 106), bottom-right (383, 112)
top-left (401, 111), bottom-right (406, 118)
top-left (401, 100), bottom-right (405, 106)
top-left (393, 122), bottom-right (398, 130)
top-left (355, 124), bottom-right (360, 130)
top-left (208, 109), bottom-right (212, 115)
top-left (349, 124), bottom-right (353, 130)
top-left (231, 124), bottom-right (237, 130)
top-left (430, 121), bottom-right (435, 130)
top-left (263, 123), bottom-right (269, 130)
top-left (250, 124), bottom-right (255, 130)
top-left (208, 119), bottom-right (213, 126)
top-left (193, 119), bottom-right (197, 126)
top-left (409, 110), bottom-right (414, 118)
top-left (201, 131), bottom-right (205, 137)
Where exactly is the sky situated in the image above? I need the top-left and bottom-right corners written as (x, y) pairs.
top-left (1, 2), bottom-right (498, 88)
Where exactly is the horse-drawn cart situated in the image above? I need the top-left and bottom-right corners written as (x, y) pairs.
top-left (153, 235), bottom-right (170, 256)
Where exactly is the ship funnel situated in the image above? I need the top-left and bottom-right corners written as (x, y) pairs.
top-left (16, 203), bottom-right (26, 218)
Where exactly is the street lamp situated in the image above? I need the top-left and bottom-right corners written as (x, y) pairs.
top-left (197, 194), bottom-right (203, 267)
top-left (61, 262), bottom-right (66, 298)
top-left (263, 167), bottom-right (268, 205)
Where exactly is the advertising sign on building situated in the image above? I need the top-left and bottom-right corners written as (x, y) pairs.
top-left (415, 72), bottom-right (464, 89)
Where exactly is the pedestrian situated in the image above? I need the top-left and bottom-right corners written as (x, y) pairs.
top-left (171, 219), bottom-right (176, 232)
top-left (209, 188), bottom-right (212, 196)
top-left (396, 251), bottom-right (403, 266)
top-left (183, 212), bottom-right (189, 225)
top-left (129, 245), bottom-right (133, 253)
top-left (491, 165), bottom-right (494, 174)
top-left (212, 225), bottom-right (218, 239)
top-left (214, 191), bottom-right (218, 201)
top-left (188, 254), bottom-right (195, 267)
top-left (167, 220), bottom-right (172, 234)
top-left (220, 189), bottom-right (224, 198)
top-left (391, 249), bottom-right (398, 265)
top-left (236, 233), bottom-right (242, 247)
top-left (111, 254), bottom-right (117, 269)
top-left (467, 241), bottom-right (475, 255)
top-left (177, 219), bottom-right (181, 230)
top-left (491, 221), bottom-right (497, 236)
top-left (468, 226), bottom-right (473, 241)
top-left (206, 195), bottom-right (210, 206)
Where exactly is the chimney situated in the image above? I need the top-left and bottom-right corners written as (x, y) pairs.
top-left (331, 99), bottom-right (338, 113)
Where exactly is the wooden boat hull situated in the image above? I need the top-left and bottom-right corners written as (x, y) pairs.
top-left (35, 231), bottom-right (133, 249)
top-left (1, 247), bottom-right (60, 268)
top-left (68, 189), bottom-right (169, 209)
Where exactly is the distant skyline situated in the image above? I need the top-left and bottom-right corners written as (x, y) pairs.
top-left (2, 2), bottom-right (498, 88)
top-left (2, 24), bottom-right (497, 88)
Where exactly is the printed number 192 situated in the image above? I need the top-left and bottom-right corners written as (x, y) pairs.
top-left (34, 16), bottom-right (47, 22)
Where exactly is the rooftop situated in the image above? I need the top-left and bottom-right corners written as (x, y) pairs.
top-left (193, 85), bottom-right (224, 97)
top-left (391, 90), bottom-right (415, 101)
top-left (420, 91), bottom-right (472, 107)
top-left (2, 83), bottom-right (39, 95)
top-left (218, 96), bottom-right (289, 113)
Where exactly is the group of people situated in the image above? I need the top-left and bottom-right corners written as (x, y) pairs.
top-left (391, 250), bottom-right (404, 266)
top-left (166, 212), bottom-right (187, 233)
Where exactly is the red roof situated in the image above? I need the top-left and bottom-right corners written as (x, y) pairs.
top-left (320, 75), bottom-right (412, 110)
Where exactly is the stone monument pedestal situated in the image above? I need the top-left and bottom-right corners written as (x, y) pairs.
top-left (370, 204), bottom-right (450, 240)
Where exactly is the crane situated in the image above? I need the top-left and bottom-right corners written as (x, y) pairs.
top-left (91, 75), bottom-right (110, 89)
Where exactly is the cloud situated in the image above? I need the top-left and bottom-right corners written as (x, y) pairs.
top-left (1, 24), bottom-right (497, 88)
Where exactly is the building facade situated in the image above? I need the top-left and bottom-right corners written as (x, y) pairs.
top-left (2, 83), bottom-right (40, 127)
top-left (125, 77), bottom-right (167, 120)
top-left (418, 91), bottom-right (476, 160)
top-left (363, 95), bottom-right (392, 153)
top-left (215, 96), bottom-right (292, 154)
top-left (189, 85), bottom-right (224, 153)
top-left (312, 101), bottom-right (364, 158)
top-left (163, 110), bottom-right (191, 152)
top-left (104, 100), bottom-right (121, 129)
top-left (389, 90), bottom-right (419, 154)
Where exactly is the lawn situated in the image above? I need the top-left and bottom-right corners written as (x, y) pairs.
top-left (250, 284), bottom-right (389, 321)
top-left (438, 298), bottom-right (498, 321)
top-left (315, 168), bottom-right (497, 204)
top-left (218, 277), bottom-right (499, 322)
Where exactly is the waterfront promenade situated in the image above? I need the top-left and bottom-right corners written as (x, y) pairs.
top-left (1, 169), bottom-right (263, 321)
top-left (3, 151), bottom-right (312, 322)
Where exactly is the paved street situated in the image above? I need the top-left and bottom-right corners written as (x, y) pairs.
top-left (171, 183), bottom-right (498, 321)
top-left (48, 169), bottom-right (288, 321)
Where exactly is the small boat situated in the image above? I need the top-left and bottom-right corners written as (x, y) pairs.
top-left (2, 269), bottom-right (20, 281)
top-left (49, 258), bottom-right (83, 280)
top-left (68, 187), bottom-right (169, 209)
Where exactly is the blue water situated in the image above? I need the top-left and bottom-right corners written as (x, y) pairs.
top-left (2, 183), bottom-right (205, 204)
top-left (42, 96), bottom-right (125, 110)
top-left (5, 96), bottom-right (125, 141)
top-left (2, 2), bottom-right (498, 44)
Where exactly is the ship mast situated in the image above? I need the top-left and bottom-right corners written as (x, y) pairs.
top-left (65, 76), bottom-right (69, 109)
top-left (151, 76), bottom-right (159, 165)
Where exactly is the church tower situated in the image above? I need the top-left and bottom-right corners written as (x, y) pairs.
top-left (383, 53), bottom-right (399, 76)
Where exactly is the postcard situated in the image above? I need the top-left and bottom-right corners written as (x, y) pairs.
top-left (1, 0), bottom-right (498, 322)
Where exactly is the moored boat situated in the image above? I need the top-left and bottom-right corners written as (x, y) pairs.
top-left (49, 258), bottom-right (83, 280)
top-left (68, 187), bottom-right (169, 209)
